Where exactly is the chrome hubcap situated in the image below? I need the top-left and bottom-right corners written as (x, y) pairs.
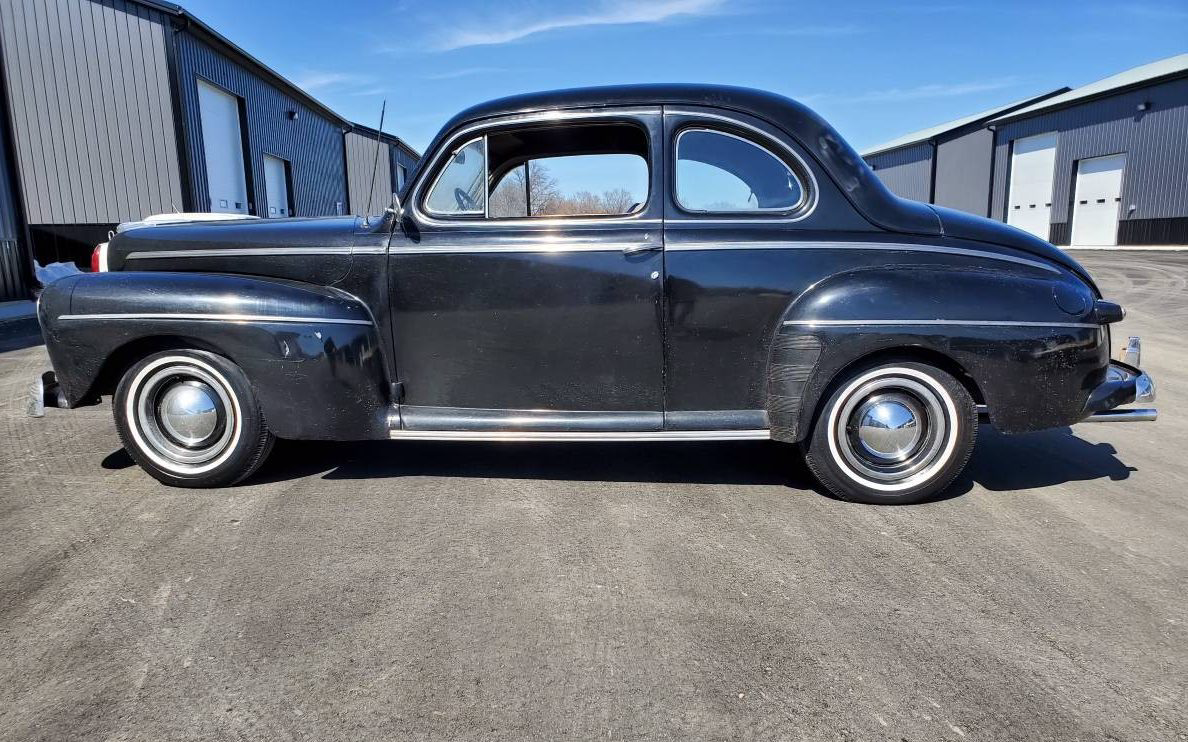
top-left (132, 360), bottom-right (237, 471)
top-left (854, 393), bottom-right (923, 463)
top-left (158, 381), bottom-right (220, 447)
top-left (832, 372), bottom-right (952, 488)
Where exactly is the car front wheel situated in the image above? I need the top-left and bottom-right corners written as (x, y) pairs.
top-left (114, 349), bottom-right (274, 488)
top-left (802, 361), bottom-right (977, 505)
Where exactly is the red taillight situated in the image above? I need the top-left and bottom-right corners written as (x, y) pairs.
top-left (90, 245), bottom-right (101, 272)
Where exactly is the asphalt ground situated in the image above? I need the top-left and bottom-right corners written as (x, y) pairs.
top-left (0, 250), bottom-right (1184, 741)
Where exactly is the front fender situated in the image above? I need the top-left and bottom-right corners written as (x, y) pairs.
top-left (38, 272), bottom-right (390, 440)
top-left (766, 266), bottom-right (1108, 440)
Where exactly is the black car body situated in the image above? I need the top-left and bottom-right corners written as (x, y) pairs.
top-left (33, 84), bottom-right (1156, 503)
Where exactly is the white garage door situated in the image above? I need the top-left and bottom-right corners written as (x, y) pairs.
top-left (1006, 132), bottom-right (1058, 240)
top-left (263, 154), bottom-right (291, 218)
top-left (197, 79), bottom-right (249, 214)
top-left (1071, 154), bottom-right (1125, 247)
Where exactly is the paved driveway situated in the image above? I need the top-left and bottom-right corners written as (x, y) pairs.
top-left (0, 251), bottom-right (1184, 741)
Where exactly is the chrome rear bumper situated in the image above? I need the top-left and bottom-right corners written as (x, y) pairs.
top-left (1080, 336), bottom-right (1156, 423)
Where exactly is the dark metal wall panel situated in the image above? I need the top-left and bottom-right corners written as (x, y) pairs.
top-left (390, 145), bottom-right (418, 195)
top-left (0, 39), bottom-right (27, 300)
top-left (865, 143), bottom-right (933, 203)
top-left (991, 76), bottom-right (1188, 229)
top-left (934, 127), bottom-right (993, 217)
top-left (175, 31), bottom-right (347, 218)
top-left (344, 131), bottom-right (392, 216)
top-left (0, 98), bottom-right (17, 244)
top-left (0, 0), bottom-right (184, 224)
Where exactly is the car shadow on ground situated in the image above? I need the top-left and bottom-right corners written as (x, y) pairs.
top-left (218, 423), bottom-right (1135, 501)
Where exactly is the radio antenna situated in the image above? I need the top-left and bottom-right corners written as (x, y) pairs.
top-left (363, 99), bottom-right (387, 225)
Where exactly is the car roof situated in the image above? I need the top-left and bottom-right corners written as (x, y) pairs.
top-left (416, 83), bottom-right (942, 238)
top-left (444, 84), bottom-right (810, 128)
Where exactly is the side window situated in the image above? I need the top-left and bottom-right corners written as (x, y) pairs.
top-left (425, 122), bottom-right (650, 220)
top-left (425, 138), bottom-right (486, 215)
top-left (489, 153), bottom-right (647, 218)
top-left (675, 128), bottom-right (804, 213)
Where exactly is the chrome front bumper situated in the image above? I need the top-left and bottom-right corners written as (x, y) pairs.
top-left (1080, 336), bottom-right (1157, 423)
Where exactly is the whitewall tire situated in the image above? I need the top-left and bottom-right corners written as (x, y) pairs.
top-left (802, 361), bottom-right (977, 504)
top-left (113, 350), bottom-right (274, 488)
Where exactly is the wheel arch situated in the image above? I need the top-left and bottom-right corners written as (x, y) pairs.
top-left (799, 345), bottom-right (985, 437)
top-left (87, 335), bottom-right (240, 402)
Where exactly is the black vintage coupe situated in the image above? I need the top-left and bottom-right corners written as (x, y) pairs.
top-left (33, 85), bottom-right (1155, 504)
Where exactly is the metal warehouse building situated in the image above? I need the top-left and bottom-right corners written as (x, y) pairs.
top-left (0, 0), bottom-right (418, 303)
top-left (865, 54), bottom-right (1188, 247)
top-left (862, 90), bottom-right (1068, 216)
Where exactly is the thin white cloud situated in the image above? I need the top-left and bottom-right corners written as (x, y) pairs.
top-left (422, 67), bottom-right (508, 80)
top-left (806, 77), bottom-right (1020, 105)
top-left (293, 71), bottom-right (373, 93)
top-left (714, 23), bottom-right (867, 37)
top-left (425, 0), bottom-right (729, 52)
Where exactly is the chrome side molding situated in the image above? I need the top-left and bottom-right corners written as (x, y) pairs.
top-left (388, 429), bottom-right (771, 442)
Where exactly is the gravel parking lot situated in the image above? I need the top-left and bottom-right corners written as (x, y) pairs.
top-left (0, 251), bottom-right (1184, 741)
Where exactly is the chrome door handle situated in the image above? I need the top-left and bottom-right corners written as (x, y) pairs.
top-left (622, 243), bottom-right (662, 255)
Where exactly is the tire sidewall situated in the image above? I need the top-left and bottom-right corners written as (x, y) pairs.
top-left (114, 349), bottom-right (271, 488)
top-left (805, 361), bottom-right (976, 505)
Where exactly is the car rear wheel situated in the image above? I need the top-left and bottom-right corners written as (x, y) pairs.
top-left (801, 361), bottom-right (976, 504)
top-left (114, 350), bottom-right (273, 488)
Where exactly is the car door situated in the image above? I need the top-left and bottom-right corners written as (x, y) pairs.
top-left (388, 108), bottom-right (666, 432)
top-left (660, 105), bottom-right (870, 430)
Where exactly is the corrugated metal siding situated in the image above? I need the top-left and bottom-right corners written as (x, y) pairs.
top-left (390, 145), bottom-right (418, 195)
top-left (991, 76), bottom-right (1188, 225)
top-left (865, 143), bottom-right (933, 203)
top-left (0, 111), bottom-right (16, 244)
top-left (345, 131), bottom-right (392, 216)
top-left (0, 78), bottom-right (26, 300)
top-left (175, 31), bottom-right (347, 217)
top-left (0, 0), bottom-right (184, 224)
top-left (934, 128), bottom-right (993, 217)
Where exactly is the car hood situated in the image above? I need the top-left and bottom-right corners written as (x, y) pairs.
top-left (105, 215), bottom-right (368, 271)
top-left (928, 204), bottom-right (1094, 286)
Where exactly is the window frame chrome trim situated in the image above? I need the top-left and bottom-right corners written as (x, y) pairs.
top-left (408, 107), bottom-right (664, 230)
top-left (423, 135), bottom-right (488, 219)
top-left (663, 108), bottom-right (821, 224)
top-left (672, 126), bottom-right (809, 215)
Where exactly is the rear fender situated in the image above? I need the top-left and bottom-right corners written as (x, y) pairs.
top-left (766, 266), bottom-right (1108, 440)
top-left (38, 272), bottom-right (390, 440)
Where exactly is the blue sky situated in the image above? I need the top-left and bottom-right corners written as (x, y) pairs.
top-left (183, 0), bottom-right (1188, 154)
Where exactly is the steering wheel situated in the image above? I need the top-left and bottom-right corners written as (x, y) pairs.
top-left (454, 187), bottom-right (478, 211)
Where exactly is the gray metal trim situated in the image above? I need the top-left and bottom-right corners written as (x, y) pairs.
top-left (126, 246), bottom-right (354, 259)
top-left (1080, 409), bottom-right (1158, 423)
top-left (782, 319), bottom-right (1099, 329)
top-left (57, 313), bottom-right (373, 326)
top-left (387, 429), bottom-right (771, 441)
top-left (388, 241), bottom-right (653, 255)
top-left (664, 240), bottom-right (1061, 274)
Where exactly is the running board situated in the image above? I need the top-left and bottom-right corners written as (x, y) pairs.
top-left (388, 429), bottom-right (772, 442)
